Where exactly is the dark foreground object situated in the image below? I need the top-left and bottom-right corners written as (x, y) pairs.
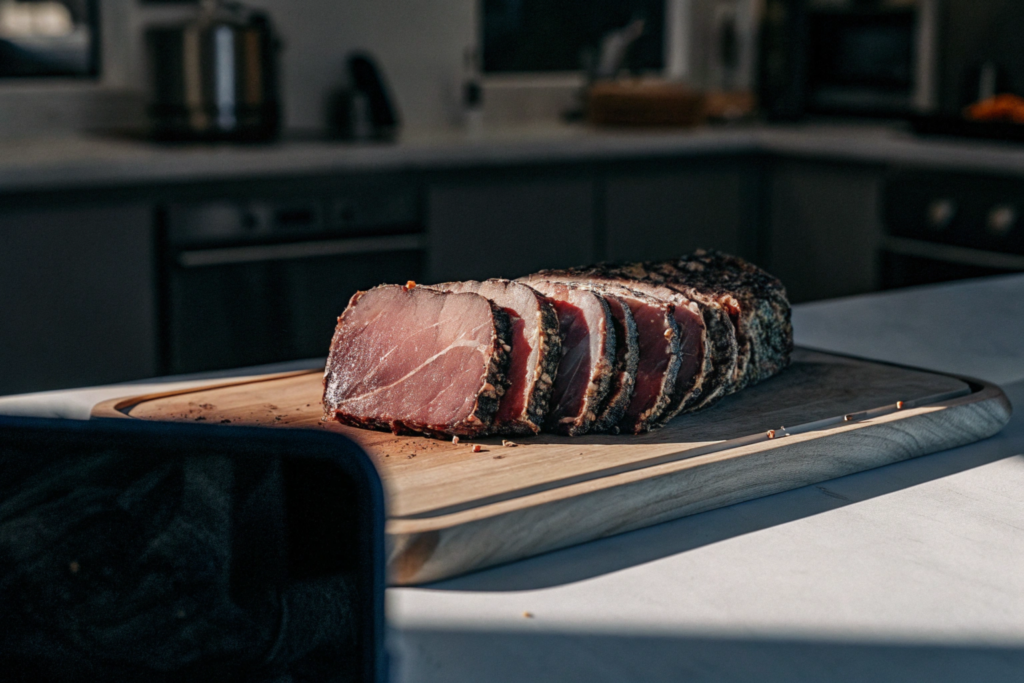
top-left (0, 417), bottom-right (386, 683)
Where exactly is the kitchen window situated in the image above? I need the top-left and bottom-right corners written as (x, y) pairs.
top-left (0, 0), bottom-right (99, 77)
top-left (482, 0), bottom-right (666, 74)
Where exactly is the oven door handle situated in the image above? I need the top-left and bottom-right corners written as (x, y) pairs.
top-left (176, 234), bottom-right (427, 268)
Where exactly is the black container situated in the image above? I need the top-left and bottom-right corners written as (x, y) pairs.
top-left (0, 416), bottom-right (386, 682)
top-left (146, 1), bottom-right (282, 142)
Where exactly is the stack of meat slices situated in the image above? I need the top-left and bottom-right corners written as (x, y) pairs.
top-left (322, 251), bottom-right (793, 439)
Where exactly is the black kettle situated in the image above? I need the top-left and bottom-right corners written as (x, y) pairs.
top-left (146, 0), bottom-right (282, 142)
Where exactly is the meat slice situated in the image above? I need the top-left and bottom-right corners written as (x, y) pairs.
top-left (523, 281), bottom-right (616, 436)
top-left (648, 250), bottom-right (792, 391)
top-left (591, 293), bottom-right (639, 433)
top-left (322, 284), bottom-right (511, 439)
top-left (431, 279), bottom-right (561, 435)
top-left (523, 268), bottom-right (714, 422)
top-left (521, 276), bottom-right (681, 433)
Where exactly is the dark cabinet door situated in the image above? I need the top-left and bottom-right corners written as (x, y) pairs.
top-left (604, 164), bottom-right (755, 263)
top-left (166, 246), bottom-right (423, 375)
top-left (0, 203), bottom-right (157, 394)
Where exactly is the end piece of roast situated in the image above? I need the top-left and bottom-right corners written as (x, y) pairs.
top-left (322, 284), bottom-right (511, 439)
top-left (523, 281), bottom-right (616, 436)
top-left (682, 249), bottom-right (793, 386)
top-left (650, 250), bottom-right (793, 391)
top-left (430, 279), bottom-right (561, 435)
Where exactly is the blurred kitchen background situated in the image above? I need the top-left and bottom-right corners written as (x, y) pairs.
top-left (4, 0), bottom-right (1024, 395)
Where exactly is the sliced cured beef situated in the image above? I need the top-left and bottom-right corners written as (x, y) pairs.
top-left (649, 250), bottom-right (792, 391)
top-left (322, 284), bottom-right (511, 439)
top-left (525, 267), bottom-right (716, 420)
top-left (591, 293), bottom-right (639, 433)
top-left (521, 276), bottom-right (682, 433)
top-left (590, 262), bottom-right (740, 411)
top-left (523, 281), bottom-right (616, 436)
top-left (431, 279), bottom-right (561, 435)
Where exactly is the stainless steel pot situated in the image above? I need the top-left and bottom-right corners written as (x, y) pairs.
top-left (146, 0), bottom-right (282, 142)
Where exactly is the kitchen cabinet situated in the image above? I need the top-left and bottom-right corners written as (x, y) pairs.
top-left (426, 171), bottom-right (595, 282)
top-left (0, 142), bottom-right (895, 396)
top-left (765, 160), bottom-right (885, 303)
top-left (603, 161), bottom-right (761, 263)
top-left (0, 203), bottom-right (157, 394)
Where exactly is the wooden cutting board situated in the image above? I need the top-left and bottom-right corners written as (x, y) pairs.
top-left (92, 349), bottom-right (1011, 585)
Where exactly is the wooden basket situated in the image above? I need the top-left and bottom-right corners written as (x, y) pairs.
top-left (587, 79), bottom-right (706, 128)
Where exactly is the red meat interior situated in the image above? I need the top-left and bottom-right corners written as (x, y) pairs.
top-left (622, 300), bottom-right (672, 424)
top-left (547, 299), bottom-right (591, 424)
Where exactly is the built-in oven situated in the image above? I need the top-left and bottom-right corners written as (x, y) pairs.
top-left (160, 177), bottom-right (425, 375)
top-left (880, 169), bottom-right (1024, 289)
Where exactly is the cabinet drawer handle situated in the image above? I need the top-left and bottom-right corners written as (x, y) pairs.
top-left (177, 234), bottom-right (426, 268)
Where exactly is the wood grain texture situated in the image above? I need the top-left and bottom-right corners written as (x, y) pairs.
top-left (92, 349), bottom-right (1012, 585)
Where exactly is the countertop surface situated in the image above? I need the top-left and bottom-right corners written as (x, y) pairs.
top-left (7, 122), bottom-right (1024, 193)
top-left (2, 274), bottom-right (1024, 681)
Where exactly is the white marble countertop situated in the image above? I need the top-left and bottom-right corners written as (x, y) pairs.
top-left (2, 275), bottom-right (1024, 681)
top-left (7, 122), bottom-right (1024, 194)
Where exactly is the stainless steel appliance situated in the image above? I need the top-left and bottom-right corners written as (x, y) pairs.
top-left (881, 170), bottom-right (1024, 289)
top-left (759, 0), bottom-right (939, 118)
top-left (145, 0), bottom-right (281, 142)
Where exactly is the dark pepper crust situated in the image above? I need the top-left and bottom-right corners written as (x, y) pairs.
top-left (538, 284), bottom-right (617, 437)
top-left (502, 294), bottom-right (562, 436)
top-left (323, 287), bottom-right (512, 440)
top-left (668, 249), bottom-right (793, 389)
top-left (592, 293), bottom-right (640, 433)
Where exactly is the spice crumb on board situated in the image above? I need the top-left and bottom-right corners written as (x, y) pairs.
top-left (472, 444), bottom-right (484, 453)
top-left (501, 440), bottom-right (519, 447)
top-left (493, 454), bottom-right (504, 459)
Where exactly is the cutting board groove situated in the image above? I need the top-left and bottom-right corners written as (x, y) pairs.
top-left (92, 349), bottom-right (1011, 585)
